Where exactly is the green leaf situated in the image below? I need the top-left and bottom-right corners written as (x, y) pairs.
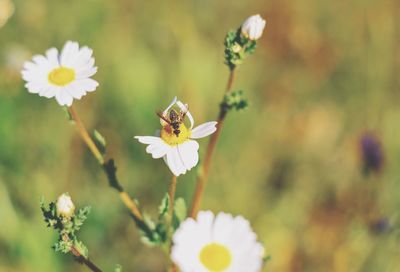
top-left (93, 130), bottom-right (107, 154)
top-left (263, 254), bottom-right (272, 264)
top-left (53, 239), bottom-right (73, 254)
top-left (173, 198), bottom-right (187, 230)
top-left (74, 240), bottom-right (89, 258)
top-left (158, 193), bottom-right (170, 219)
top-left (221, 90), bottom-right (249, 113)
top-left (62, 107), bottom-right (74, 122)
top-left (114, 264), bottom-right (123, 272)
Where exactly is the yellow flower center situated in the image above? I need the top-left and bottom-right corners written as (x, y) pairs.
top-left (160, 123), bottom-right (190, 146)
top-left (199, 243), bottom-right (232, 271)
top-left (48, 67), bottom-right (75, 86)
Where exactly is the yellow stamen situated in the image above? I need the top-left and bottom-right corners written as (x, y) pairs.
top-left (199, 243), bottom-right (231, 271)
top-left (48, 67), bottom-right (75, 86)
top-left (160, 123), bottom-right (190, 146)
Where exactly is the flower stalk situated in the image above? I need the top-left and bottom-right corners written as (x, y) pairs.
top-left (189, 69), bottom-right (236, 217)
top-left (168, 175), bottom-right (177, 221)
top-left (67, 106), bottom-right (143, 221)
top-left (66, 235), bottom-right (103, 272)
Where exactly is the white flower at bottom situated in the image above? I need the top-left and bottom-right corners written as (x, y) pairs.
top-left (241, 14), bottom-right (266, 41)
top-left (135, 97), bottom-right (217, 177)
top-left (171, 211), bottom-right (265, 272)
top-left (56, 193), bottom-right (75, 218)
top-left (21, 41), bottom-right (98, 107)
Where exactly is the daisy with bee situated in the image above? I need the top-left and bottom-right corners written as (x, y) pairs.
top-left (135, 97), bottom-right (218, 177)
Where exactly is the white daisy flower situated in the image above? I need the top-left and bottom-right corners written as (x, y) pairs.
top-left (135, 97), bottom-right (217, 177)
top-left (21, 41), bottom-right (99, 107)
top-left (171, 211), bottom-right (265, 272)
top-left (241, 14), bottom-right (266, 41)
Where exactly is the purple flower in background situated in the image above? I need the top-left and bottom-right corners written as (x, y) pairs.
top-left (360, 132), bottom-right (384, 174)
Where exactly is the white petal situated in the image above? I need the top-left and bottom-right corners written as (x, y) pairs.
top-left (55, 90), bottom-right (73, 106)
top-left (65, 85), bottom-right (85, 99)
top-left (165, 147), bottom-right (187, 176)
top-left (76, 78), bottom-right (98, 92)
top-left (160, 96), bottom-right (177, 125)
top-left (39, 86), bottom-right (57, 98)
top-left (163, 96), bottom-right (177, 114)
top-left (60, 41), bottom-right (79, 67)
top-left (76, 67), bottom-right (97, 79)
top-left (45, 48), bottom-right (59, 68)
top-left (177, 140), bottom-right (199, 170)
top-left (146, 142), bottom-right (171, 159)
top-left (134, 136), bottom-right (164, 145)
top-left (176, 100), bottom-right (194, 129)
top-left (32, 54), bottom-right (49, 67)
top-left (190, 121), bottom-right (218, 139)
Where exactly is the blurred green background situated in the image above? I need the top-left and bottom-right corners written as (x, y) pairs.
top-left (1, 0), bottom-right (400, 271)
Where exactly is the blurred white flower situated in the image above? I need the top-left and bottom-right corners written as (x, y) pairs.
top-left (0, 0), bottom-right (14, 28)
top-left (56, 193), bottom-right (75, 218)
top-left (241, 14), bottom-right (266, 40)
top-left (21, 41), bottom-right (98, 107)
top-left (171, 211), bottom-right (265, 272)
top-left (135, 97), bottom-right (217, 177)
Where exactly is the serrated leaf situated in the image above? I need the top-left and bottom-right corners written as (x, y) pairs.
top-left (74, 240), bottom-right (89, 258)
top-left (93, 130), bottom-right (107, 154)
top-left (158, 193), bottom-right (170, 219)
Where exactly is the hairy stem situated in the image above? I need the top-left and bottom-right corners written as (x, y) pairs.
top-left (67, 106), bottom-right (143, 221)
top-left (70, 246), bottom-right (103, 272)
top-left (189, 69), bottom-right (236, 217)
top-left (61, 234), bottom-right (103, 272)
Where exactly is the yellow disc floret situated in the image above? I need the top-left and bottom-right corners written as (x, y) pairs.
top-left (48, 67), bottom-right (75, 86)
top-left (160, 123), bottom-right (190, 146)
top-left (199, 243), bottom-right (232, 271)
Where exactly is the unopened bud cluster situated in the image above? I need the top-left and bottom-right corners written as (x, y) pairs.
top-left (41, 193), bottom-right (90, 256)
top-left (224, 14), bottom-right (266, 70)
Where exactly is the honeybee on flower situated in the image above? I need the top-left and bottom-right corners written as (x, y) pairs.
top-left (135, 97), bottom-right (217, 177)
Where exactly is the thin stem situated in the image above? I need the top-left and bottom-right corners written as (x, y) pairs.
top-left (168, 175), bottom-right (177, 220)
top-left (68, 106), bottom-right (104, 165)
top-left (167, 175), bottom-right (177, 272)
top-left (61, 234), bottom-right (103, 272)
top-left (225, 68), bottom-right (236, 93)
top-left (67, 106), bottom-right (143, 221)
top-left (189, 68), bottom-right (236, 217)
top-left (70, 246), bottom-right (103, 272)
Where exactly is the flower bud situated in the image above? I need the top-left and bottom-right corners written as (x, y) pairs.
top-left (232, 43), bottom-right (242, 53)
top-left (241, 14), bottom-right (266, 40)
top-left (56, 193), bottom-right (75, 218)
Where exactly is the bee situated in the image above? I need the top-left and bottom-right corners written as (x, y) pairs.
top-left (157, 105), bottom-right (188, 137)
